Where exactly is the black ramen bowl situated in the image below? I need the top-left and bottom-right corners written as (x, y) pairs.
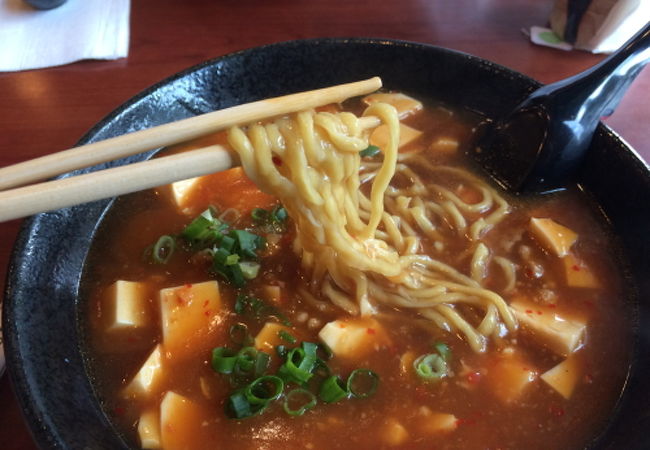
top-left (3, 38), bottom-right (650, 449)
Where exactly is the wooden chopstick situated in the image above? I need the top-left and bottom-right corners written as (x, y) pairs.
top-left (0, 77), bottom-right (384, 222)
top-left (0, 145), bottom-right (235, 222)
top-left (0, 76), bottom-right (382, 191)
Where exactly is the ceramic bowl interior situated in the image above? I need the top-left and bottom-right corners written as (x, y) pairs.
top-left (3, 38), bottom-right (650, 449)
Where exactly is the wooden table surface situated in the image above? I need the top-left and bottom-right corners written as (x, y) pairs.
top-left (0, 0), bottom-right (648, 448)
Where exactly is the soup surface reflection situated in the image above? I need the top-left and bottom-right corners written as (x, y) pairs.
top-left (83, 95), bottom-right (631, 449)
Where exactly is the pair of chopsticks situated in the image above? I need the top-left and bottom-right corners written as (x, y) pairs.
top-left (0, 77), bottom-right (382, 222)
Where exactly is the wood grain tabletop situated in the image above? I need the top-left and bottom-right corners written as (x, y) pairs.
top-left (0, 0), bottom-right (648, 448)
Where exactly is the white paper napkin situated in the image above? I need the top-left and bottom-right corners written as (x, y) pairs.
top-left (0, 0), bottom-right (130, 72)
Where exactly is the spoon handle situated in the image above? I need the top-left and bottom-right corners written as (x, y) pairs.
top-left (587, 21), bottom-right (650, 118)
top-left (532, 21), bottom-right (650, 122)
top-left (471, 22), bottom-right (650, 194)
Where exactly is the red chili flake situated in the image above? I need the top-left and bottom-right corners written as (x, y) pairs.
top-left (203, 299), bottom-right (209, 308)
top-left (204, 309), bottom-right (211, 316)
top-left (548, 404), bottom-right (565, 417)
top-left (457, 411), bottom-right (483, 426)
top-left (272, 156), bottom-right (283, 166)
top-left (177, 296), bottom-right (185, 305)
top-left (185, 283), bottom-right (193, 288)
top-left (366, 328), bottom-right (376, 335)
top-left (467, 372), bottom-right (481, 384)
top-left (415, 386), bottom-right (428, 399)
top-left (114, 407), bottom-right (125, 416)
top-left (572, 265), bottom-right (581, 272)
top-left (525, 309), bottom-right (533, 314)
top-left (525, 268), bottom-right (534, 278)
top-left (456, 417), bottom-right (477, 426)
top-left (536, 310), bottom-right (543, 315)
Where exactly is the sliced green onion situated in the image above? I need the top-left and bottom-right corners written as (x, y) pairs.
top-left (152, 235), bottom-right (175, 264)
top-left (359, 145), bottom-right (381, 158)
top-left (228, 262), bottom-right (246, 287)
top-left (229, 323), bottom-right (254, 347)
top-left (413, 353), bottom-right (448, 381)
top-left (346, 369), bottom-right (379, 398)
top-left (253, 351), bottom-right (271, 378)
top-left (225, 253), bottom-right (240, 265)
top-left (182, 207), bottom-right (227, 247)
top-left (239, 261), bottom-right (261, 280)
top-left (279, 347), bottom-right (314, 384)
top-left (244, 375), bottom-right (284, 405)
top-left (231, 229), bottom-right (264, 259)
top-left (227, 390), bottom-right (252, 419)
top-left (251, 208), bottom-right (269, 223)
top-left (434, 341), bottom-right (451, 361)
top-left (211, 347), bottom-right (238, 374)
top-left (226, 389), bottom-right (269, 419)
top-left (276, 345), bottom-right (289, 358)
top-left (317, 343), bottom-right (333, 361)
top-left (234, 347), bottom-right (258, 374)
top-left (220, 235), bottom-right (236, 252)
top-left (278, 330), bottom-right (296, 344)
top-left (319, 375), bottom-right (348, 403)
top-left (271, 205), bottom-right (288, 223)
top-left (235, 294), bottom-right (291, 326)
top-left (283, 388), bottom-right (317, 416)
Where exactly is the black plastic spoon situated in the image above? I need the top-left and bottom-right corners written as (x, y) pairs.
top-left (472, 21), bottom-right (650, 194)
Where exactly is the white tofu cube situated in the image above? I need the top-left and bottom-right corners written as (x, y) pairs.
top-left (138, 408), bottom-right (161, 449)
top-left (107, 280), bottom-right (149, 330)
top-left (370, 123), bottom-right (423, 151)
top-left (254, 322), bottom-right (294, 352)
top-left (362, 92), bottom-right (423, 119)
top-left (541, 354), bottom-right (582, 399)
top-left (160, 281), bottom-right (222, 362)
top-left (511, 301), bottom-right (586, 356)
top-left (123, 344), bottom-right (164, 398)
top-left (416, 407), bottom-right (458, 434)
top-left (486, 352), bottom-right (538, 404)
top-left (160, 391), bottom-right (207, 450)
top-left (563, 253), bottom-right (601, 289)
top-left (318, 318), bottom-right (390, 360)
top-left (529, 217), bottom-right (578, 257)
top-left (169, 177), bottom-right (202, 214)
top-left (380, 418), bottom-right (410, 446)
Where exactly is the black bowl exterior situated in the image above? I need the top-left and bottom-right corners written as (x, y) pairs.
top-left (3, 38), bottom-right (649, 449)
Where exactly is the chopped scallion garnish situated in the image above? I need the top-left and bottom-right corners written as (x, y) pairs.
top-left (234, 294), bottom-right (291, 326)
top-left (239, 261), bottom-right (261, 280)
top-left (211, 347), bottom-right (238, 374)
top-left (359, 145), bottom-right (381, 158)
top-left (251, 208), bottom-right (269, 223)
top-left (413, 353), bottom-right (448, 381)
top-left (319, 375), bottom-right (348, 403)
top-left (229, 323), bottom-right (253, 347)
top-left (283, 388), bottom-right (317, 416)
top-left (278, 330), bottom-right (296, 344)
top-left (244, 375), bottom-right (284, 405)
top-left (182, 207), bottom-right (228, 247)
top-left (151, 235), bottom-right (175, 264)
top-left (346, 369), bottom-right (379, 398)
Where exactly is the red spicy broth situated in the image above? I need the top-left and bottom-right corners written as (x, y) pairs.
top-left (82, 96), bottom-right (632, 449)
